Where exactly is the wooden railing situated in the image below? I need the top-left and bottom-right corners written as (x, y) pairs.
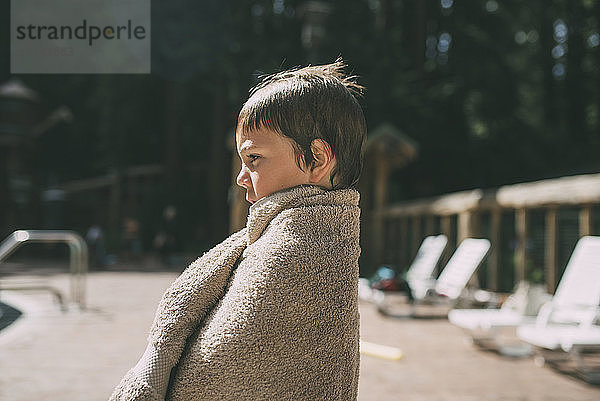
top-left (369, 173), bottom-right (600, 293)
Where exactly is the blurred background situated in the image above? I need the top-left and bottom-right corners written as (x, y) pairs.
top-left (0, 0), bottom-right (599, 283)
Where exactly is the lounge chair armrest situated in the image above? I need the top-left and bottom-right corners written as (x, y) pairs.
top-left (580, 307), bottom-right (600, 327)
top-left (403, 277), bottom-right (440, 301)
top-left (535, 302), bottom-right (554, 327)
top-left (408, 278), bottom-right (437, 296)
top-left (535, 302), bottom-right (600, 327)
top-left (472, 289), bottom-right (503, 307)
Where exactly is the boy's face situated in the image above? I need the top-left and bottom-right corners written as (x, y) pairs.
top-left (236, 128), bottom-right (312, 204)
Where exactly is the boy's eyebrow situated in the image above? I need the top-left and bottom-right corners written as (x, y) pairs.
top-left (238, 143), bottom-right (260, 153)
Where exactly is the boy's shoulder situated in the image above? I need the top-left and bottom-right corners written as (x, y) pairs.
top-left (245, 204), bottom-right (360, 267)
top-left (265, 203), bottom-right (359, 244)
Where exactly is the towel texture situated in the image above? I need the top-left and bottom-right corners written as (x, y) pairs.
top-left (109, 185), bottom-right (361, 401)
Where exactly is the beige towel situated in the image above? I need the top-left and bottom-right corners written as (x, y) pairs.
top-left (109, 185), bottom-right (361, 401)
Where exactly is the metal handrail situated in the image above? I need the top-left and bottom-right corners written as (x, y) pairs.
top-left (0, 230), bottom-right (88, 309)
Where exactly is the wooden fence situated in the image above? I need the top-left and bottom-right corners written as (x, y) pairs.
top-left (370, 173), bottom-right (600, 293)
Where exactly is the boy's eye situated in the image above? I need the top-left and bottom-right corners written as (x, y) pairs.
top-left (248, 154), bottom-right (260, 163)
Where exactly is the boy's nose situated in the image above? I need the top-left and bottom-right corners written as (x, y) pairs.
top-left (236, 166), bottom-right (251, 189)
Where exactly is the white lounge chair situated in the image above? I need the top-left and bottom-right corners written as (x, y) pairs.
top-left (376, 238), bottom-right (490, 318)
top-left (516, 236), bottom-right (600, 383)
top-left (448, 280), bottom-right (551, 356)
top-left (451, 236), bottom-right (600, 358)
top-left (358, 234), bottom-right (447, 302)
top-left (404, 234), bottom-right (448, 298)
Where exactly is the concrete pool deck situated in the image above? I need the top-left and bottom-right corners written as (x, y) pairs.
top-left (0, 269), bottom-right (599, 401)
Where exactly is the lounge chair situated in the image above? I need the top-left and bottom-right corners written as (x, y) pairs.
top-left (358, 234), bottom-right (447, 302)
top-left (448, 280), bottom-right (551, 356)
top-left (516, 236), bottom-right (600, 383)
top-left (403, 234), bottom-right (448, 299)
top-left (376, 238), bottom-right (491, 318)
top-left (451, 236), bottom-right (600, 358)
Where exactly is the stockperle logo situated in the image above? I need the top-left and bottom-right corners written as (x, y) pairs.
top-left (11, 0), bottom-right (150, 74)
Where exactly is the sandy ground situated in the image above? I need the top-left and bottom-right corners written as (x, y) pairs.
top-left (0, 270), bottom-right (599, 401)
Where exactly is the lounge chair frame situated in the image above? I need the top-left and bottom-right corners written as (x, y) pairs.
top-left (376, 238), bottom-right (491, 318)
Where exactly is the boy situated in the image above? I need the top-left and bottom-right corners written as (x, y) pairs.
top-left (110, 60), bottom-right (367, 401)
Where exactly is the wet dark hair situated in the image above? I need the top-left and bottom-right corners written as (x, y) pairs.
top-left (237, 59), bottom-right (367, 189)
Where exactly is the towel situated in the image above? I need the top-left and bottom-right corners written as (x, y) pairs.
top-left (109, 185), bottom-right (361, 401)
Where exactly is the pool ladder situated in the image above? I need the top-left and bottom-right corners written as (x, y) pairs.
top-left (0, 230), bottom-right (88, 310)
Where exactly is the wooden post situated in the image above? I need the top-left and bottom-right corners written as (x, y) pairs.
top-left (458, 210), bottom-right (478, 243)
top-left (383, 218), bottom-right (393, 263)
top-left (579, 205), bottom-right (592, 237)
top-left (545, 207), bottom-right (558, 293)
top-left (457, 211), bottom-right (469, 244)
top-left (411, 215), bottom-right (421, 259)
top-left (374, 158), bottom-right (389, 210)
top-left (400, 216), bottom-right (408, 268)
top-left (440, 215), bottom-right (452, 267)
top-left (515, 208), bottom-right (528, 284)
top-left (488, 208), bottom-right (501, 291)
top-left (372, 212), bottom-right (384, 268)
top-left (372, 157), bottom-right (390, 269)
top-left (425, 214), bottom-right (435, 236)
top-left (440, 215), bottom-right (452, 239)
top-left (394, 218), bottom-right (403, 266)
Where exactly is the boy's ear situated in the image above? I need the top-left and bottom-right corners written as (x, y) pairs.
top-left (308, 139), bottom-right (334, 185)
